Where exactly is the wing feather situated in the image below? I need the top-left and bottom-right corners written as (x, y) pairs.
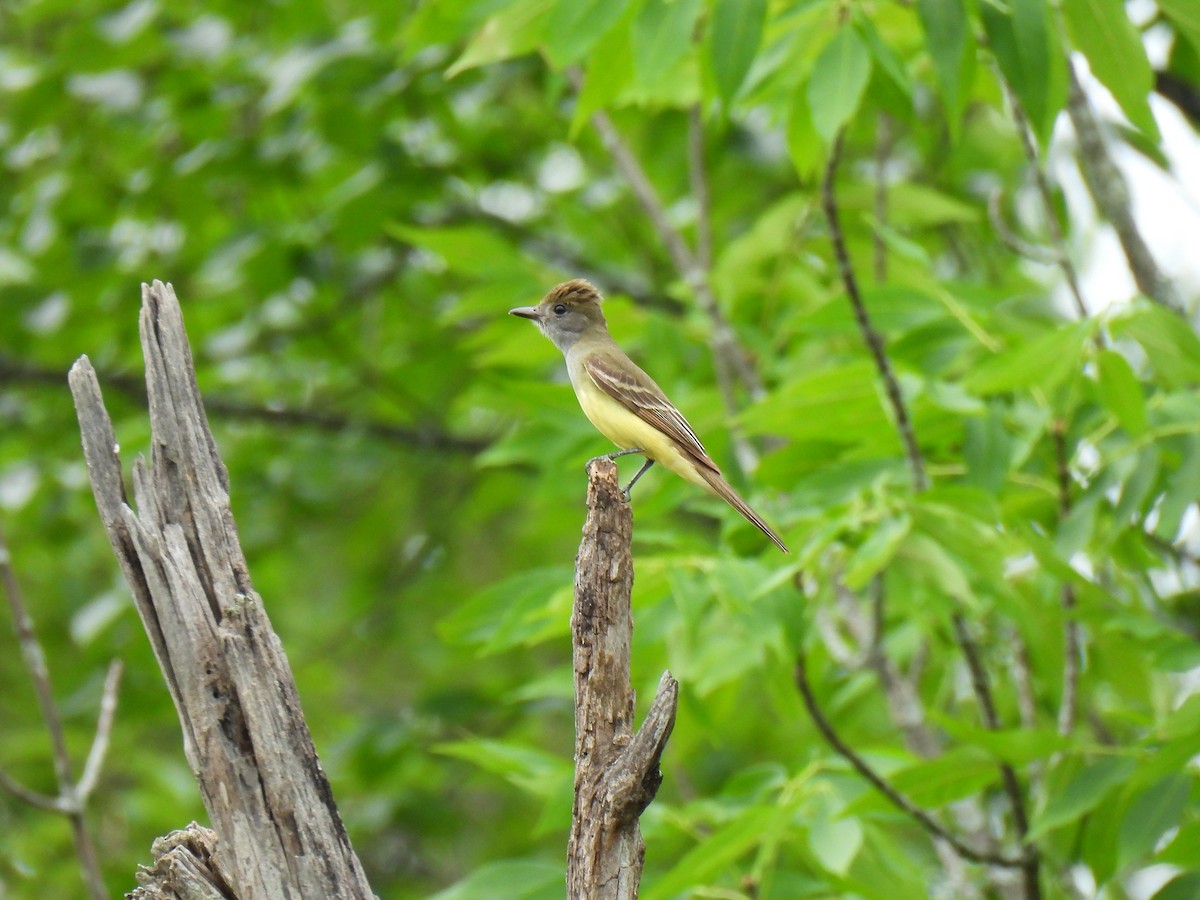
top-left (584, 352), bottom-right (721, 474)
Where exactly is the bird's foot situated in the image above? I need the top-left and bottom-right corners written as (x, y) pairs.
top-left (586, 447), bottom-right (644, 472)
top-left (585, 449), bottom-right (652, 500)
top-left (622, 459), bottom-right (656, 501)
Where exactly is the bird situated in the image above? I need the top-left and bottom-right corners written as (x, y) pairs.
top-left (510, 279), bottom-right (788, 553)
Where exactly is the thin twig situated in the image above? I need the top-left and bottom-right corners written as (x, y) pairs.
top-left (822, 130), bottom-right (928, 492)
top-left (78, 659), bottom-right (124, 799)
top-left (1065, 65), bottom-right (1183, 314)
top-left (0, 356), bottom-right (489, 454)
top-left (1155, 71), bottom-right (1200, 127)
top-left (0, 523), bottom-right (108, 900)
top-left (0, 768), bottom-right (63, 811)
top-left (873, 113), bottom-right (892, 283)
top-left (951, 614), bottom-right (1042, 899)
top-left (576, 72), bottom-right (765, 474)
top-left (1052, 421), bottom-right (1079, 737)
top-left (1143, 530), bottom-right (1200, 567)
top-left (987, 190), bottom-right (1061, 265)
top-left (587, 106), bottom-right (694, 278)
top-left (1002, 80), bottom-right (1091, 321)
top-left (1011, 631), bottom-right (1038, 730)
top-left (688, 104), bottom-right (714, 275)
top-left (795, 647), bottom-right (1023, 869)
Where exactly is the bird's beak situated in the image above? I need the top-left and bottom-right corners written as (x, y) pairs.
top-left (509, 306), bottom-right (541, 320)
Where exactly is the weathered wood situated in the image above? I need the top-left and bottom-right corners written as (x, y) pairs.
top-left (70, 281), bottom-right (374, 900)
top-left (128, 823), bottom-right (234, 900)
top-left (568, 458), bottom-right (678, 899)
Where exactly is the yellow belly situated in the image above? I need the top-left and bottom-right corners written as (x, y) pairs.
top-left (571, 373), bottom-right (712, 492)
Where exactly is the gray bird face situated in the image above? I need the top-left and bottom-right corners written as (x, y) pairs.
top-left (509, 279), bottom-right (607, 354)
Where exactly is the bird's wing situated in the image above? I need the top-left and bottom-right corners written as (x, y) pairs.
top-left (584, 351), bottom-right (721, 475)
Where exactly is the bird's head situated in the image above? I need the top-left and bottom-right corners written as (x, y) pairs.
top-left (509, 279), bottom-right (607, 353)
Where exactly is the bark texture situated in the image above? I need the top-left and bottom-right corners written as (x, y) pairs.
top-left (127, 823), bottom-right (235, 900)
top-left (567, 458), bottom-right (678, 899)
top-left (70, 281), bottom-right (374, 900)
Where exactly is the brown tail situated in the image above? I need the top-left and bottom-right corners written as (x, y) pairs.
top-left (697, 466), bottom-right (788, 553)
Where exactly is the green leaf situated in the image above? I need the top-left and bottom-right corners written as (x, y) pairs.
top-left (1154, 873), bottom-right (1200, 900)
top-left (895, 532), bottom-right (971, 599)
top-left (447, 0), bottom-right (554, 76)
top-left (633, 0), bottom-right (704, 90)
top-left (1159, 693), bottom-right (1200, 741)
top-left (966, 320), bottom-right (1095, 395)
top-left (843, 514), bottom-right (911, 589)
top-left (806, 26), bottom-right (872, 144)
top-left (740, 362), bottom-right (895, 448)
top-left (981, 0), bottom-right (1065, 142)
top-left (430, 860), bottom-right (563, 900)
top-left (1097, 349), bottom-right (1148, 436)
top-left (916, 0), bottom-right (973, 131)
top-left (856, 17), bottom-right (912, 96)
top-left (438, 567), bottom-right (572, 652)
top-left (571, 16), bottom-right (636, 135)
top-left (885, 182), bottom-right (980, 226)
top-left (643, 805), bottom-right (789, 900)
top-left (962, 408), bottom-right (1013, 492)
top-left (886, 747), bottom-right (999, 808)
top-left (543, 0), bottom-right (631, 68)
top-left (1114, 303), bottom-right (1200, 388)
top-left (1152, 640), bottom-right (1200, 674)
top-left (1112, 444), bottom-right (1159, 527)
top-left (388, 223), bottom-right (537, 278)
top-left (435, 738), bottom-right (572, 799)
top-left (1082, 779), bottom-right (1125, 882)
top-left (1160, 820), bottom-right (1200, 868)
top-left (1117, 772), bottom-right (1191, 870)
top-left (807, 811), bottom-right (862, 876)
top-left (787, 89), bottom-right (823, 179)
top-left (708, 0), bottom-right (767, 104)
top-left (1063, 0), bottom-right (1159, 139)
top-left (1158, 0), bottom-right (1200, 54)
top-left (933, 718), bottom-right (1069, 767)
top-left (1028, 756), bottom-right (1137, 840)
top-left (1156, 434), bottom-right (1200, 540)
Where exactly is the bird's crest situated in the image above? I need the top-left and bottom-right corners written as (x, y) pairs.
top-left (544, 279), bottom-right (602, 306)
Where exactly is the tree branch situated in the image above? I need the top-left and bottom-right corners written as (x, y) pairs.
top-left (576, 79), bottom-right (766, 475)
top-left (0, 768), bottom-right (64, 812)
top-left (794, 646), bottom-right (1022, 869)
top-left (1155, 70), bottom-right (1200, 128)
top-left (1066, 65), bottom-right (1184, 314)
top-left (0, 355), bottom-right (489, 454)
top-left (1052, 421), bottom-right (1080, 737)
top-left (568, 457), bottom-right (678, 898)
top-left (687, 104), bottom-right (714, 275)
top-left (873, 113), bottom-right (893, 283)
top-left (69, 280), bottom-right (374, 899)
top-left (1002, 80), bottom-right (1091, 321)
top-left (78, 659), bottom-right (124, 800)
top-left (129, 822), bottom-right (237, 899)
top-left (951, 614), bottom-right (1041, 899)
top-left (0, 521), bottom-right (109, 899)
top-left (822, 130), bottom-right (928, 492)
top-left (987, 189), bottom-right (1062, 266)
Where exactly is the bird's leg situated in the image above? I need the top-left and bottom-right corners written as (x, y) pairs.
top-left (622, 459), bottom-right (655, 500)
top-left (585, 448), bottom-right (651, 499)
top-left (586, 447), bottom-right (645, 469)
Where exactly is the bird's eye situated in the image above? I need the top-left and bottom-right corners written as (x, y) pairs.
top-left (553, 304), bottom-right (567, 316)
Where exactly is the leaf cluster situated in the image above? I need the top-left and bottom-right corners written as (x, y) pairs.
top-left (1, 0), bottom-right (1199, 897)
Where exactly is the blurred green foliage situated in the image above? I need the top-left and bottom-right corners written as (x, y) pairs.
top-left (2, 0), bottom-right (1199, 897)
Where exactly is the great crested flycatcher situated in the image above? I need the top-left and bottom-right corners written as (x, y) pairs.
top-left (510, 279), bottom-right (788, 553)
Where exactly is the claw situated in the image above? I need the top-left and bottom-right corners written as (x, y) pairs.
top-left (622, 459), bottom-right (655, 499)
top-left (586, 447), bottom-right (645, 472)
